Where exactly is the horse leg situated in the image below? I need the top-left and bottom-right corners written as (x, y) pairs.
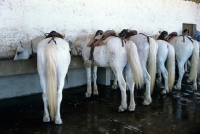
top-left (112, 76), bottom-right (118, 90)
top-left (112, 69), bottom-right (127, 112)
top-left (184, 61), bottom-right (188, 72)
top-left (125, 65), bottom-right (136, 111)
top-left (191, 74), bottom-right (197, 90)
top-left (93, 66), bottom-right (98, 95)
top-left (54, 73), bottom-right (66, 124)
top-left (174, 61), bottom-right (185, 90)
top-left (156, 68), bottom-right (162, 84)
top-left (40, 75), bottom-right (50, 122)
top-left (143, 69), bottom-right (152, 105)
top-left (159, 64), bottom-right (169, 94)
top-left (85, 67), bottom-right (92, 97)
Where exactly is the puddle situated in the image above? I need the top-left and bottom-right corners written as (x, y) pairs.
top-left (182, 93), bottom-right (190, 96)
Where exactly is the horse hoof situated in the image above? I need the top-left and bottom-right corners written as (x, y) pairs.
top-left (174, 85), bottom-right (181, 90)
top-left (43, 116), bottom-right (50, 122)
top-left (128, 105), bottom-right (135, 112)
top-left (55, 118), bottom-right (63, 125)
top-left (118, 108), bottom-right (126, 112)
top-left (112, 85), bottom-right (118, 90)
top-left (142, 98), bottom-right (152, 105)
top-left (161, 90), bottom-right (167, 94)
top-left (156, 79), bottom-right (162, 84)
top-left (161, 89), bottom-right (169, 94)
top-left (85, 93), bottom-right (91, 98)
top-left (191, 85), bottom-right (197, 91)
top-left (118, 105), bottom-right (127, 112)
top-left (93, 91), bottom-right (99, 95)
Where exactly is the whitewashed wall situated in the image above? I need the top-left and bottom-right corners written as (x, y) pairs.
top-left (0, 0), bottom-right (200, 59)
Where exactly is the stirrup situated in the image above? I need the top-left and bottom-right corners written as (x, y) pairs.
top-left (84, 60), bottom-right (93, 67)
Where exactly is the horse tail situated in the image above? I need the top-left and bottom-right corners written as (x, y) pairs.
top-left (125, 41), bottom-right (143, 89)
top-left (45, 43), bottom-right (58, 121)
top-left (189, 40), bottom-right (199, 82)
top-left (148, 38), bottom-right (158, 94)
top-left (166, 44), bottom-right (175, 92)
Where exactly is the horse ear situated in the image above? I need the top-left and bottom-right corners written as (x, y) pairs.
top-left (20, 41), bottom-right (23, 47)
top-left (68, 41), bottom-right (73, 47)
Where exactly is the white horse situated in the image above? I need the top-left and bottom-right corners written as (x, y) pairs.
top-left (14, 36), bottom-right (45, 60)
top-left (198, 57), bottom-right (200, 84)
top-left (156, 40), bottom-right (175, 94)
top-left (158, 31), bottom-right (199, 90)
top-left (70, 34), bottom-right (144, 112)
top-left (37, 37), bottom-right (71, 124)
top-left (128, 34), bottom-right (158, 97)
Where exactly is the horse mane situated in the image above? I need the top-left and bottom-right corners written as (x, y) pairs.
top-left (74, 34), bottom-right (94, 45)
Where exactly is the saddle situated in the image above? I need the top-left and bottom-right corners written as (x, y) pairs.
top-left (87, 30), bottom-right (117, 47)
top-left (157, 31), bottom-right (168, 40)
top-left (124, 30), bottom-right (138, 40)
top-left (44, 31), bottom-right (64, 44)
top-left (86, 30), bottom-right (124, 67)
top-left (45, 31), bottom-right (64, 39)
top-left (93, 30), bottom-right (117, 46)
top-left (118, 29), bottom-right (138, 40)
top-left (118, 29), bottom-right (129, 38)
top-left (165, 32), bottom-right (178, 42)
top-left (87, 30), bottom-right (103, 47)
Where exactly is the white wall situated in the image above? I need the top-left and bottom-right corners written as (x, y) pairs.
top-left (0, 0), bottom-right (200, 59)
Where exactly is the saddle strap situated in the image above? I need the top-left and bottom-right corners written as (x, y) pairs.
top-left (44, 31), bottom-right (64, 44)
top-left (139, 33), bottom-right (150, 44)
top-left (185, 35), bottom-right (193, 43)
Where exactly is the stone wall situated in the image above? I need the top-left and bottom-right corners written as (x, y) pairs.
top-left (0, 0), bottom-right (200, 59)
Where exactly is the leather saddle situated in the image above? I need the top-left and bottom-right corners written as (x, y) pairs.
top-left (93, 30), bottom-right (117, 46)
top-left (44, 31), bottom-right (64, 44)
top-left (87, 30), bottom-right (117, 47)
top-left (165, 32), bottom-right (178, 42)
top-left (45, 31), bottom-right (64, 39)
top-left (118, 29), bottom-right (137, 40)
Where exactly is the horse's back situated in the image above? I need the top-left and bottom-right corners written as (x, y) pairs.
top-left (94, 37), bottom-right (127, 67)
top-left (37, 38), bottom-right (71, 72)
top-left (129, 34), bottom-right (149, 64)
top-left (106, 37), bottom-right (125, 51)
top-left (169, 36), bottom-right (193, 60)
top-left (157, 40), bottom-right (169, 62)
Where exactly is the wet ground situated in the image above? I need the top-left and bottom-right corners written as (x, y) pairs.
top-left (0, 73), bottom-right (200, 134)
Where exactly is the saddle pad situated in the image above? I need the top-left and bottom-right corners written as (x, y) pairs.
top-left (166, 36), bottom-right (175, 43)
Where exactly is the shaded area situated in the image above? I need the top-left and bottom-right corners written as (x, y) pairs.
top-left (0, 74), bottom-right (200, 134)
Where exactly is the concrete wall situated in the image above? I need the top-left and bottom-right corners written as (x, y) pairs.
top-left (0, 56), bottom-right (112, 99)
top-left (0, 0), bottom-right (200, 59)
